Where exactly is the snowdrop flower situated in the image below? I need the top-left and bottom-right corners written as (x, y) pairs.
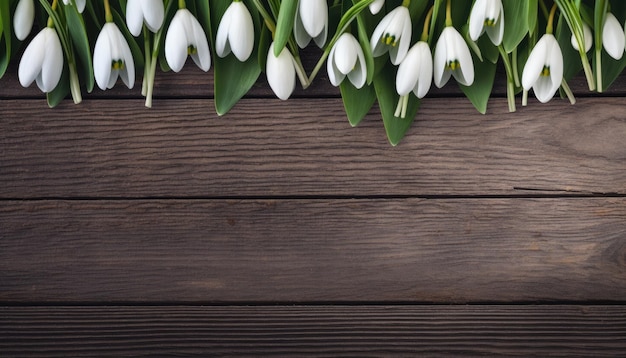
top-left (369, 0), bottom-right (385, 15)
top-left (396, 41), bottom-right (432, 98)
top-left (327, 33), bottom-right (366, 88)
top-left (126, 0), bottom-right (165, 36)
top-left (370, 5), bottom-right (412, 65)
top-left (18, 27), bottom-right (63, 93)
top-left (433, 26), bottom-right (474, 87)
top-left (522, 34), bottom-right (563, 103)
top-left (294, 0), bottom-right (328, 48)
top-left (165, 8), bottom-right (211, 72)
top-left (602, 12), bottom-right (624, 60)
top-left (468, 0), bottom-right (504, 46)
top-left (267, 42), bottom-right (296, 100)
top-left (571, 22), bottom-right (593, 53)
top-left (62, 0), bottom-right (85, 13)
top-left (216, 1), bottom-right (254, 61)
top-left (13, 0), bottom-right (34, 41)
top-left (93, 23), bottom-right (135, 90)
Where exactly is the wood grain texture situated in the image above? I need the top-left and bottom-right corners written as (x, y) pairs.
top-left (2, 305), bottom-right (625, 357)
top-left (1, 98), bottom-right (626, 198)
top-left (1, 198), bottom-right (625, 303)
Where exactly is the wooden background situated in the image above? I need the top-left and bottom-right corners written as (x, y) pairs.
top-left (1, 55), bottom-right (626, 356)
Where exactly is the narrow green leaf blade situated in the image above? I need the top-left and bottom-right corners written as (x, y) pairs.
top-left (373, 63), bottom-right (419, 146)
top-left (340, 81), bottom-right (376, 127)
top-left (273, 0), bottom-right (297, 56)
top-left (64, 3), bottom-right (94, 92)
top-left (0, 0), bottom-right (12, 78)
top-left (210, 0), bottom-right (261, 115)
top-left (459, 55), bottom-right (496, 114)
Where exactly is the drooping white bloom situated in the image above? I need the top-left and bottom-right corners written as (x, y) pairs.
top-left (370, 6), bottom-right (412, 65)
top-left (396, 41), bottom-right (432, 98)
top-left (602, 12), bottom-right (624, 60)
top-left (433, 26), bottom-right (474, 88)
top-left (522, 34), bottom-right (563, 103)
top-left (369, 0), bottom-right (385, 14)
top-left (468, 0), bottom-right (504, 45)
top-left (294, 0), bottom-right (328, 48)
top-left (327, 33), bottom-right (366, 88)
top-left (267, 42), bottom-right (296, 100)
top-left (126, 0), bottom-right (165, 36)
top-left (216, 1), bottom-right (255, 61)
top-left (62, 0), bottom-right (85, 13)
top-left (93, 23), bottom-right (135, 90)
top-left (18, 27), bottom-right (63, 93)
top-left (13, 0), bottom-right (34, 41)
top-left (165, 9), bottom-right (211, 72)
top-left (571, 22), bottom-right (593, 53)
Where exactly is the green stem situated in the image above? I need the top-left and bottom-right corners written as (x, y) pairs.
top-left (292, 54), bottom-right (310, 89)
top-left (561, 79), bottom-right (576, 104)
top-left (402, 0), bottom-right (411, 7)
top-left (142, 27), bottom-right (151, 97)
top-left (308, 48), bottom-right (330, 85)
top-left (546, 4), bottom-right (557, 34)
top-left (103, 0), bottom-right (113, 22)
top-left (445, 0), bottom-right (452, 26)
top-left (511, 48), bottom-right (520, 87)
top-left (68, 61), bottom-right (82, 104)
top-left (251, 0), bottom-right (276, 34)
top-left (421, 5), bottom-right (434, 42)
top-left (145, 53), bottom-right (158, 108)
top-left (178, 0), bottom-right (186, 9)
top-left (498, 46), bottom-right (516, 112)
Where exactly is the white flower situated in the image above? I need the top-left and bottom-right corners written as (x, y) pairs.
top-left (216, 1), bottom-right (255, 61)
top-left (294, 0), bottom-right (328, 48)
top-left (126, 0), bottom-right (165, 36)
top-left (370, 6), bottom-right (412, 65)
top-left (13, 0), bottom-right (34, 41)
top-left (327, 33), bottom-right (366, 88)
top-left (522, 34), bottom-right (563, 103)
top-left (571, 22), bottom-right (593, 53)
top-left (18, 27), bottom-right (63, 93)
top-left (396, 41), bottom-right (432, 98)
top-left (602, 12), bottom-right (624, 60)
top-left (93, 23), bottom-right (135, 90)
top-left (165, 9), bottom-right (211, 72)
top-left (468, 0), bottom-right (504, 45)
top-left (62, 0), bottom-right (85, 13)
top-left (267, 42), bottom-right (296, 100)
top-left (433, 26), bottom-right (474, 87)
top-left (369, 0), bottom-right (385, 14)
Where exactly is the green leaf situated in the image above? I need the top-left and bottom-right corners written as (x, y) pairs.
top-left (340, 81), bottom-right (376, 127)
top-left (373, 63), bottom-right (419, 146)
top-left (0, 0), bottom-right (11, 78)
top-left (47, 61), bottom-right (70, 108)
top-left (273, 0), bottom-right (297, 56)
top-left (210, 0), bottom-right (261, 115)
top-left (555, 14), bottom-right (582, 81)
top-left (502, 0), bottom-right (530, 53)
top-left (63, 3), bottom-right (94, 92)
top-left (459, 54), bottom-right (496, 114)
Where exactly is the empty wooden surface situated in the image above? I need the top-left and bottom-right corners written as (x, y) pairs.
top-left (1, 59), bottom-right (626, 356)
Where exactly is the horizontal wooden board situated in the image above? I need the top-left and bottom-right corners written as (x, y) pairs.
top-left (1, 305), bottom-right (625, 357)
top-left (1, 98), bottom-right (626, 198)
top-left (1, 198), bottom-right (625, 303)
top-left (2, 59), bottom-right (625, 100)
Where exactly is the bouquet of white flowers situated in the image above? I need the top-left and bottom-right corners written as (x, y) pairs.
top-left (1, 0), bottom-right (624, 145)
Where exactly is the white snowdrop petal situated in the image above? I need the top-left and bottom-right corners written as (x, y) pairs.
top-left (14, 0), bottom-right (35, 41)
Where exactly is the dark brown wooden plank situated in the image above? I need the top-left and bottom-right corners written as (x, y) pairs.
top-left (1, 98), bottom-right (626, 198)
top-left (3, 58), bottom-right (626, 99)
top-left (1, 198), bottom-right (625, 303)
top-left (1, 305), bottom-right (625, 357)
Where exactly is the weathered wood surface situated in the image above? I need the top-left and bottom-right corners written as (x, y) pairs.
top-left (2, 305), bottom-right (625, 357)
top-left (2, 97), bottom-right (626, 198)
top-left (2, 61), bottom-right (626, 356)
top-left (1, 198), bottom-right (625, 303)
